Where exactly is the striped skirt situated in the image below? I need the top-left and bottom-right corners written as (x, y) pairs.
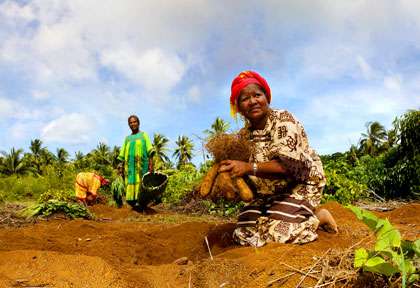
top-left (233, 195), bottom-right (320, 247)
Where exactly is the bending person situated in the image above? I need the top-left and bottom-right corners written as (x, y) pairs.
top-left (118, 115), bottom-right (153, 210)
top-left (75, 172), bottom-right (109, 206)
top-left (219, 70), bottom-right (337, 247)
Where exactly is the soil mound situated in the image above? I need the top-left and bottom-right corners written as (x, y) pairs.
top-left (0, 201), bottom-right (418, 287)
top-left (0, 250), bottom-right (126, 288)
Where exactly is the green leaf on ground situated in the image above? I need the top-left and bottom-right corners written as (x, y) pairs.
top-left (347, 205), bottom-right (378, 231)
top-left (354, 248), bottom-right (369, 268)
top-left (364, 256), bottom-right (399, 276)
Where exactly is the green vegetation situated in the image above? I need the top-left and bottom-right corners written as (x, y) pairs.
top-left (150, 133), bottom-right (171, 170)
top-left (0, 110), bottom-right (418, 216)
top-left (20, 200), bottom-right (93, 219)
top-left (203, 117), bottom-right (230, 138)
top-left (111, 176), bottom-right (125, 208)
top-left (173, 135), bottom-right (194, 169)
top-left (322, 109), bottom-right (420, 203)
top-left (162, 164), bottom-right (201, 204)
top-left (349, 206), bottom-right (419, 287)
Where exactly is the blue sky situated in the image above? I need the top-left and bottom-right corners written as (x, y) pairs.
top-left (0, 0), bottom-right (419, 165)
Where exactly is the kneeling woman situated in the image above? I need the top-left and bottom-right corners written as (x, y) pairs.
top-left (219, 71), bottom-right (337, 247)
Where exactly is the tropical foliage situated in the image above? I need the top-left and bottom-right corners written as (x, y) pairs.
top-left (151, 133), bottom-right (171, 170)
top-left (20, 200), bottom-right (93, 219)
top-left (173, 135), bottom-right (194, 168)
top-left (322, 109), bottom-right (420, 203)
top-left (203, 117), bottom-right (230, 138)
top-left (0, 148), bottom-right (33, 176)
top-left (162, 164), bottom-right (201, 204)
top-left (349, 206), bottom-right (419, 287)
top-left (0, 112), bottom-right (418, 208)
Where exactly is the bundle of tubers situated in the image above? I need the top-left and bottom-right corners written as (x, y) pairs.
top-left (200, 133), bottom-right (254, 202)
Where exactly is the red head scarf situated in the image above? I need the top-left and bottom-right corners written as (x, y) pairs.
top-left (94, 174), bottom-right (110, 186)
top-left (230, 70), bottom-right (271, 117)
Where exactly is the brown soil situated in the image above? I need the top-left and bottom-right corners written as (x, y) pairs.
top-left (0, 202), bottom-right (419, 288)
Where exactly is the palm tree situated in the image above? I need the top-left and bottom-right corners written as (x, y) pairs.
top-left (0, 148), bottom-right (32, 176)
top-left (151, 133), bottom-right (170, 170)
top-left (173, 135), bottom-right (194, 168)
top-left (359, 121), bottom-right (387, 156)
top-left (74, 151), bottom-right (88, 170)
top-left (382, 117), bottom-right (400, 151)
top-left (40, 148), bottom-right (55, 166)
top-left (204, 117), bottom-right (230, 138)
top-left (29, 139), bottom-right (44, 174)
top-left (56, 148), bottom-right (69, 164)
top-left (75, 151), bottom-right (84, 161)
top-left (199, 117), bottom-right (230, 162)
top-left (110, 146), bottom-right (121, 168)
top-left (29, 139), bottom-right (43, 155)
top-left (346, 144), bottom-right (359, 166)
top-left (91, 142), bottom-right (111, 165)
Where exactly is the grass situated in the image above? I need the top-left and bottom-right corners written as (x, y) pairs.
top-left (0, 169), bottom-right (75, 203)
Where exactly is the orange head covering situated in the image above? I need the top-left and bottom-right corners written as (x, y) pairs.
top-left (230, 70), bottom-right (271, 117)
top-left (94, 173), bottom-right (110, 186)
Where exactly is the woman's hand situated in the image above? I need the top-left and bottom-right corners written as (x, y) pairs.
top-left (219, 160), bottom-right (252, 178)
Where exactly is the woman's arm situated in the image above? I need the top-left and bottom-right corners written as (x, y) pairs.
top-left (148, 158), bottom-right (153, 172)
top-left (218, 159), bottom-right (288, 178)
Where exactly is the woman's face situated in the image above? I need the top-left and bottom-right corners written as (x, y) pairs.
top-left (237, 83), bottom-right (269, 123)
top-left (128, 117), bottom-right (139, 132)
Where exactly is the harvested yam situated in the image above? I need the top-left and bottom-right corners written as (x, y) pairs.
top-left (200, 133), bottom-right (255, 202)
top-left (217, 172), bottom-right (236, 201)
top-left (199, 163), bottom-right (220, 197)
top-left (235, 178), bottom-right (253, 202)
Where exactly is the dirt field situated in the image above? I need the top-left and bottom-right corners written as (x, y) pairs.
top-left (0, 202), bottom-right (419, 288)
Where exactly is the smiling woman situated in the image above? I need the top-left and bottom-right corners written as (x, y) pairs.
top-left (219, 70), bottom-right (337, 247)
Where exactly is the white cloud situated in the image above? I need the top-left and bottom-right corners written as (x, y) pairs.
top-left (0, 97), bottom-right (16, 119)
top-left (1, 0), bottom-right (420, 157)
top-left (384, 75), bottom-right (402, 92)
top-left (101, 46), bottom-right (186, 95)
top-left (10, 123), bottom-right (27, 140)
top-left (300, 79), bottom-right (419, 154)
top-left (0, 1), bottom-right (35, 21)
top-left (32, 90), bottom-right (50, 100)
top-left (307, 86), bottom-right (409, 123)
top-left (356, 55), bottom-right (374, 80)
top-left (301, 43), bottom-right (361, 79)
top-left (187, 85), bottom-right (201, 103)
top-left (41, 113), bottom-right (95, 145)
top-left (0, 0), bottom-right (215, 87)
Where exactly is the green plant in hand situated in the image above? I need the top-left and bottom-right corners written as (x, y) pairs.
top-left (110, 176), bottom-right (124, 207)
top-left (349, 206), bottom-right (420, 287)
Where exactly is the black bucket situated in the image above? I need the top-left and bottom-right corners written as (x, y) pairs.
top-left (138, 172), bottom-right (168, 208)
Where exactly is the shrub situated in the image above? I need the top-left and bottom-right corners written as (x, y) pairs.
top-left (20, 199), bottom-right (93, 219)
top-left (38, 188), bottom-right (75, 203)
top-left (162, 164), bottom-right (202, 204)
top-left (349, 206), bottom-right (420, 287)
top-left (0, 175), bottom-right (50, 202)
top-left (322, 156), bottom-right (369, 204)
top-left (323, 169), bottom-right (368, 204)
